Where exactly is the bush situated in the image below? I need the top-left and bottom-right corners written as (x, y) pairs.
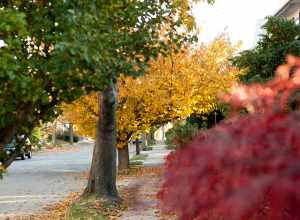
top-left (56, 132), bottom-right (80, 143)
top-left (165, 121), bottom-right (198, 149)
top-left (187, 109), bottom-right (226, 129)
top-left (142, 146), bottom-right (153, 151)
top-left (147, 138), bottom-right (156, 146)
top-left (29, 127), bottom-right (43, 150)
top-left (159, 56), bottom-right (300, 220)
top-left (48, 133), bottom-right (80, 144)
top-left (146, 128), bottom-right (157, 146)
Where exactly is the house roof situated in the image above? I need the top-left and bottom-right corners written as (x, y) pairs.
top-left (275, 0), bottom-right (300, 17)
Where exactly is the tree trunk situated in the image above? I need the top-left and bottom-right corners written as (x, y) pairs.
top-left (69, 123), bottom-right (74, 145)
top-left (0, 105), bottom-right (34, 165)
top-left (85, 84), bottom-right (120, 202)
top-left (118, 145), bottom-right (129, 171)
top-left (135, 138), bottom-right (140, 155)
top-left (162, 124), bottom-right (165, 143)
top-left (146, 129), bottom-right (155, 146)
top-left (145, 134), bottom-right (148, 147)
top-left (0, 104), bottom-right (33, 152)
top-left (52, 121), bottom-right (57, 146)
top-left (151, 130), bottom-right (155, 141)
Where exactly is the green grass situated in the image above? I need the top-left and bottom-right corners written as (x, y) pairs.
top-left (129, 160), bottom-right (144, 166)
top-left (142, 146), bottom-right (153, 151)
top-left (130, 153), bottom-right (148, 161)
top-left (166, 144), bottom-right (177, 150)
top-left (67, 196), bottom-right (107, 220)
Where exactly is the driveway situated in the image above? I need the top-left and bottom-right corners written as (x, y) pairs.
top-left (0, 141), bottom-right (93, 219)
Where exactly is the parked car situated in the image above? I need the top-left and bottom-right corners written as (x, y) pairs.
top-left (4, 137), bottom-right (32, 160)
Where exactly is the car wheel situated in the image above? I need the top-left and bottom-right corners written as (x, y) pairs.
top-left (21, 153), bottom-right (26, 160)
top-left (27, 151), bottom-right (32, 159)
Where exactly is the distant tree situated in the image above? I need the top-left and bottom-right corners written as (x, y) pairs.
top-left (187, 109), bottom-right (226, 129)
top-left (233, 16), bottom-right (300, 83)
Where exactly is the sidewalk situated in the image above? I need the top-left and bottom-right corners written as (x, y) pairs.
top-left (142, 145), bottom-right (171, 167)
top-left (118, 144), bottom-right (174, 220)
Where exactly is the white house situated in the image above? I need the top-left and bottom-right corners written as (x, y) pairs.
top-left (253, 0), bottom-right (300, 46)
top-left (275, 0), bottom-right (300, 22)
top-left (154, 123), bottom-right (173, 143)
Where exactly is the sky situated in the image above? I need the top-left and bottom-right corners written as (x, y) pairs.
top-left (0, 40), bottom-right (6, 48)
top-left (193, 0), bottom-right (285, 49)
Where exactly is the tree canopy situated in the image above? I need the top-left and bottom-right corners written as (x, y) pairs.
top-left (62, 36), bottom-right (240, 149)
top-left (233, 16), bottom-right (300, 83)
top-left (0, 0), bottom-right (210, 163)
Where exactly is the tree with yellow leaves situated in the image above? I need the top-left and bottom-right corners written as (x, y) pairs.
top-left (62, 77), bottom-right (140, 170)
top-left (125, 35), bottom-right (240, 129)
top-left (62, 35), bottom-right (240, 170)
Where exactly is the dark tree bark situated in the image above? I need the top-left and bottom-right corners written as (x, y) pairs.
top-left (69, 123), bottom-right (74, 145)
top-left (2, 150), bottom-right (19, 168)
top-left (135, 138), bottom-right (140, 155)
top-left (162, 125), bottom-right (165, 143)
top-left (118, 145), bottom-right (129, 171)
top-left (0, 105), bottom-right (34, 165)
top-left (52, 121), bottom-right (57, 146)
top-left (85, 84), bottom-right (120, 202)
top-left (0, 126), bottom-right (15, 152)
top-left (1, 95), bottom-right (58, 168)
top-left (0, 104), bottom-right (33, 152)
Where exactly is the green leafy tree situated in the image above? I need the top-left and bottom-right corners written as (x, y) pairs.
top-left (165, 121), bottom-right (198, 149)
top-left (233, 16), bottom-right (300, 83)
top-left (0, 1), bottom-right (85, 166)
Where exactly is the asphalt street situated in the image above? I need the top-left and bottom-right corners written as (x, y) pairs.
top-left (0, 141), bottom-right (170, 219)
top-left (0, 141), bottom-right (93, 219)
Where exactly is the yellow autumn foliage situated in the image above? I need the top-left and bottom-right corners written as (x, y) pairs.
top-left (62, 35), bottom-right (240, 149)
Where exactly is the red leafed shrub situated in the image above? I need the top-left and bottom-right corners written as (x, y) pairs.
top-left (159, 56), bottom-right (300, 220)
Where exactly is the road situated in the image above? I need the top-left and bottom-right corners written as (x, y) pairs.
top-left (0, 141), bottom-right (93, 219)
top-left (0, 141), bottom-right (170, 219)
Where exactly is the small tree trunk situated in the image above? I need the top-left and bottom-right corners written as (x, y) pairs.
top-left (69, 123), bottom-right (74, 145)
top-left (118, 145), bottom-right (129, 171)
top-left (151, 130), bottom-right (155, 141)
top-left (145, 134), bottom-right (148, 147)
top-left (85, 83), bottom-right (120, 202)
top-left (146, 129), bottom-right (155, 146)
top-left (52, 121), bottom-right (57, 146)
top-left (162, 125), bottom-right (165, 143)
top-left (135, 138), bottom-right (140, 155)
